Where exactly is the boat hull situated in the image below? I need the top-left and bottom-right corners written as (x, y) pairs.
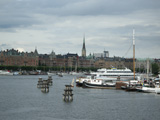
top-left (155, 88), bottom-right (160, 94)
top-left (83, 81), bottom-right (115, 89)
top-left (142, 87), bottom-right (155, 93)
top-left (0, 70), bottom-right (13, 75)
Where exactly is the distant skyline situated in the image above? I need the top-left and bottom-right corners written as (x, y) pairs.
top-left (0, 0), bottom-right (160, 58)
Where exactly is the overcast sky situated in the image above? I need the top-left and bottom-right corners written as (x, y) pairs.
top-left (0, 0), bottom-right (160, 58)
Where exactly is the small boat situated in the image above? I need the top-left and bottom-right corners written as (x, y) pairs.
top-left (155, 87), bottom-right (160, 94)
top-left (121, 86), bottom-right (127, 90)
top-left (83, 79), bottom-right (115, 89)
top-left (69, 71), bottom-right (84, 76)
top-left (71, 78), bottom-right (75, 87)
top-left (58, 73), bottom-right (63, 77)
top-left (13, 71), bottom-right (20, 75)
top-left (141, 86), bottom-right (155, 93)
top-left (29, 71), bottom-right (38, 75)
top-left (125, 80), bottom-right (141, 92)
top-left (76, 76), bottom-right (93, 87)
top-left (155, 82), bottom-right (160, 94)
top-left (47, 72), bottom-right (56, 76)
top-left (0, 70), bottom-right (13, 75)
top-left (125, 85), bottom-right (137, 92)
top-left (136, 86), bottom-right (143, 92)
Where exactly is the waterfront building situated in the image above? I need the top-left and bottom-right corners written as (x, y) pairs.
top-left (2, 48), bottom-right (159, 74)
top-left (104, 51), bottom-right (109, 58)
top-left (0, 48), bottom-right (39, 66)
top-left (94, 53), bottom-right (103, 58)
top-left (93, 51), bottom-right (109, 59)
top-left (94, 56), bottom-right (133, 69)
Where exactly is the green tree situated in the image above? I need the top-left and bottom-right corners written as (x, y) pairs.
top-left (152, 63), bottom-right (159, 75)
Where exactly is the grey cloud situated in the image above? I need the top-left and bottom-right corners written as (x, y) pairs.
top-left (0, 0), bottom-right (160, 30)
top-left (0, 44), bottom-right (12, 50)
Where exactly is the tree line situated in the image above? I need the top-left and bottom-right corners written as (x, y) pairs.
top-left (0, 63), bottom-right (159, 75)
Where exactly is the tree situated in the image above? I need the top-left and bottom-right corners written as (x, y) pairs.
top-left (152, 63), bottom-right (159, 75)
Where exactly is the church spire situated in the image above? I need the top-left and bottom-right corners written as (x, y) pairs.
top-left (82, 34), bottom-right (86, 57)
top-left (83, 34), bottom-right (85, 49)
top-left (34, 46), bottom-right (38, 56)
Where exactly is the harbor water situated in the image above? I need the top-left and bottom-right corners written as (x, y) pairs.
top-left (0, 75), bottom-right (160, 120)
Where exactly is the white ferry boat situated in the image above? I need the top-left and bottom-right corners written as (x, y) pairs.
top-left (90, 67), bottom-right (136, 81)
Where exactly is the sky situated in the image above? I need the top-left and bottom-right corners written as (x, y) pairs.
top-left (0, 0), bottom-right (160, 58)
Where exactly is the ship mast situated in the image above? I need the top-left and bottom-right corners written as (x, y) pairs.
top-left (133, 29), bottom-right (135, 80)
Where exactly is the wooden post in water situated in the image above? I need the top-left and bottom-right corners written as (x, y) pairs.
top-left (41, 80), bottom-right (49, 93)
top-left (63, 85), bottom-right (73, 102)
top-left (37, 77), bottom-right (43, 88)
top-left (48, 76), bottom-right (53, 86)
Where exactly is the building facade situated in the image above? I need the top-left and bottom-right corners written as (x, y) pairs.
top-left (0, 49), bottom-right (39, 66)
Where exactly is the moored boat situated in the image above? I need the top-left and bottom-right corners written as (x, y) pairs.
top-left (90, 67), bottom-right (137, 81)
top-left (141, 86), bottom-right (155, 93)
top-left (47, 72), bottom-right (56, 76)
top-left (0, 70), bottom-right (13, 75)
top-left (76, 76), bottom-right (92, 87)
top-left (83, 79), bottom-right (115, 89)
top-left (155, 81), bottom-right (160, 94)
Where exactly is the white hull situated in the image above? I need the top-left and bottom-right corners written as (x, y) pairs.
top-left (83, 79), bottom-right (115, 89)
top-left (155, 88), bottom-right (160, 94)
top-left (96, 76), bottom-right (134, 81)
top-left (0, 70), bottom-right (13, 75)
top-left (90, 68), bottom-right (137, 81)
top-left (70, 72), bottom-right (84, 76)
top-left (58, 72), bottom-right (69, 76)
top-left (76, 76), bottom-right (92, 86)
top-left (47, 72), bottom-right (56, 76)
top-left (142, 87), bottom-right (155, 93)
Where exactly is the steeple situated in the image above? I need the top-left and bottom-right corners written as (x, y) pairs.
top-left (82, 34), bottom-right (86, 57)
top-left (34, 46), bottom-right (38, 56)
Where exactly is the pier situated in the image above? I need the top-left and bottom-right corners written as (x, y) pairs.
top-left (37, 76), bottom-right (53, 93)
top-left (41, 80), bottom-right (49, 93)
top-left (63, 85), bottom-right (73, 102)
top-left (37, 77), bottom-right (43, 88)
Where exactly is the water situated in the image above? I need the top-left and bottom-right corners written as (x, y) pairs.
top-left (0, 75), bottom-right (160, 120)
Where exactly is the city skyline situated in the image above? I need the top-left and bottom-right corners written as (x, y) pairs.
top-left (0, 0), bottom-right (160, 58)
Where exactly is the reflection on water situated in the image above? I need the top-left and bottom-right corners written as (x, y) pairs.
top-left (0, 75), bottom-right (160, 120)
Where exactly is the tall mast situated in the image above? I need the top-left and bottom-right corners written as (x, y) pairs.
top-left (133, 29), bottom-right (135, 80)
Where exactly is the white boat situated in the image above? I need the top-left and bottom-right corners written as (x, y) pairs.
top-left (57, 72), bottom-right (69, 76)
top-left (76, 76), bottom-right (93, 87)
top-left (90, 67), bottom-right (136, 81)
top-left (13, 71), bottom-right (20, 75)
top-left (47, 72), bottom-right (56, 76)
top-left (83, 79), bottom-right (115, 88)
top-left (71, 78), bottom-right (75, 87)
top-left (141, 86), bottom-right (155, 93)
top-left (0, 70), bottom-right (13, 75)
top-left (69, 71), bottom-right (84, 76)
top-left (155, 87), bottom-right (160, 94)
top-left (155, 82), bottom-right (160, 94)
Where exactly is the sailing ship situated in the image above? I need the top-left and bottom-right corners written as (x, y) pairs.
top-left (125, 29), bottom-right (138, 91)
